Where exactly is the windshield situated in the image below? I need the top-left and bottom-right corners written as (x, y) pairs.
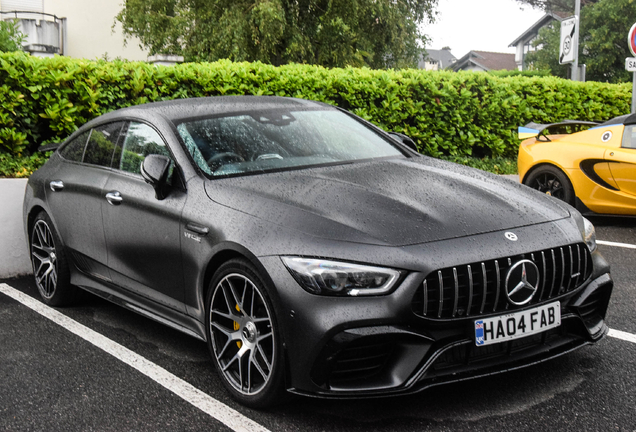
top-left (176, 109), bottom-right (404, 176)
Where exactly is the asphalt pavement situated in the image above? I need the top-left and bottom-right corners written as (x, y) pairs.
top-left (1, 217), bottom-right (635, 431)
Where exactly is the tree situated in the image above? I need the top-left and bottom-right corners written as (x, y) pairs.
top-left (525, 0), bottom-right (636, 83)
top-left (115, 0), bottom-right (439, 69)
top-left (0, 20), bottom-right (25, 53)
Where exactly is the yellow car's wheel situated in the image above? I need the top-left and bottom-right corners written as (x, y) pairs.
top-left (524, 165), bottom-right (575, 206)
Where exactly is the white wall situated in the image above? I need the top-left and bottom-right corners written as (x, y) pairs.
top-left (0, 179), bottom-right (32, 278)
top-left (42, 0), bottom-right (148, 61)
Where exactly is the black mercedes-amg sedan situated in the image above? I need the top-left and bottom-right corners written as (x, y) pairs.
top-left (23, 96), bottom-right (613, 408)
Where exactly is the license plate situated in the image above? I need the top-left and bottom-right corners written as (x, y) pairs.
top-left (474, 301), bottom-right (561, 346)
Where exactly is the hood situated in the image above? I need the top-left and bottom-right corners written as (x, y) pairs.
top-left (204, 157), bottom-right (571, 247)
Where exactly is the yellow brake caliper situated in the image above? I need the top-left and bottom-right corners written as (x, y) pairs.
top-left (234, 304), bottom-right (242, 348)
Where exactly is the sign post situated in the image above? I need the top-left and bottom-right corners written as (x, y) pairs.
top-left (572, 0), bottom-right (581, 81)
top-left (627, 23), bottom-right (636, 113)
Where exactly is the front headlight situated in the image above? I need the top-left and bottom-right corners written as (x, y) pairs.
top-left (583, 217), bottom-right (597, 252)
top-left (281, 257), bottom-right (401, 296)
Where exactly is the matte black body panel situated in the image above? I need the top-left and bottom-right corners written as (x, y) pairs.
top-left (23, 96), bottom-right (613, 399)
top-left (205, 157), bottom-right (570, 247)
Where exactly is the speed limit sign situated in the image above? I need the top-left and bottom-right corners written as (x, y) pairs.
top-left (559, 17), bottom-right (577, 64)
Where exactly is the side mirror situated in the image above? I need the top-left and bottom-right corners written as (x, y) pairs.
top-left (389, 132), bottom-right (419, 153)
top-left (141, 154), bottom-right (171, 200)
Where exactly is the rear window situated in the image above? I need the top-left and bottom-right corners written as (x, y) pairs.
top-left (84, 122), bottom-right (126, 167)
top-left (59, 131), bottom-right (89, 162)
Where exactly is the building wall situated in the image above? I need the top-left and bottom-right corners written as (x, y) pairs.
top-left (1, 0), bottom-right (149, 60)
top-left (43, 0), bottom-right (148, 60)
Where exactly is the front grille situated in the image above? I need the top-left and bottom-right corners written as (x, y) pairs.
top-left (412, 243), bottom-right (592, 320)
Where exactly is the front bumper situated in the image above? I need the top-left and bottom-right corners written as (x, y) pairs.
top-left (260, 227), bottom-right (613, 398)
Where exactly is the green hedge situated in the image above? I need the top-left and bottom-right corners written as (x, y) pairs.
top-left (0, 51), bottom-right (631, 160)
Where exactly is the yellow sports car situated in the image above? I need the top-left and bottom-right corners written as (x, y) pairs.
top-left (518, 115), bottom-right (636, 216)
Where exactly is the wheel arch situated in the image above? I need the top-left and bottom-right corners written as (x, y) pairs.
top-left (200, 244), bottom-right (278, 305)
top-left (522, 162), bottom-right (574, 190)
top-left (26, 205), bottom-right (47, 244)
top-left (199, 244), bottom-right (287, 344)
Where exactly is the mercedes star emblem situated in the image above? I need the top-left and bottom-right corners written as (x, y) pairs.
top-left (505, 232), bottom-right (518, 241)
top-left (505, 259), bottom-right (540, 306)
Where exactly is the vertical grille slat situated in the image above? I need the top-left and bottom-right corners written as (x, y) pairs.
top-left (452, 268), bottom-right (459, 318)
top-left (493, 260), bottom-right (501, 312)
top-left (466, 265), bottom-right (473, 317)
top-left (480, 263), bottom-right (487, 314)
top-left (539, 251), bottom-right (547, 301)
top-left (437, 271), bottom-right (444, 319)
top-left (414, 243), bottom-right (592, 320)
top-left (583, 245), bottom-right (588, 282)
top-left (549, 250), bottom-right (557, 298)
top-left (560, 248), bottom-right (566, 294)
top-left (575, 244), bottom-right (582, 287)
top-left (422, 280), bottom-right (428, 317)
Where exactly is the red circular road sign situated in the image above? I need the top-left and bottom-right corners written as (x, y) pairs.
top-left (629, 23), bottom-right (636, 56)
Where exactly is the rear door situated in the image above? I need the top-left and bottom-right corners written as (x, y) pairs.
top-left (46, 122), bottom-right (125, 280)
top-left (101, 121), bottom-right (187, 311)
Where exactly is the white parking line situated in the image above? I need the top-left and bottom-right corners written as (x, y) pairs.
top-left (608, 329), bottom-right (636, 345)
top-left (597, 240), bottom-right (636, 250)
top-left (0, 283), bottom-right (270, 432)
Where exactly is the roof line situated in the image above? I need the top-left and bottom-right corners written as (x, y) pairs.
top-left (508, 12), bottom-right (565, 47)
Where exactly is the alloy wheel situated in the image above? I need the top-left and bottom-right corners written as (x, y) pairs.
top-left (31, 219), bottom-right (58, 299)
top-left (532, 172), bottom-right (565, 199)
top-left (209, 273), bottom-right (275, 396)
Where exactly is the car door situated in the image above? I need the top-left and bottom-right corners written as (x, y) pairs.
top-left (46, 122), bottom-right (125, 281)
top-left (101, 121), bottom-right (187, 311)
top-left (606, 125), bottom-right (636, 197)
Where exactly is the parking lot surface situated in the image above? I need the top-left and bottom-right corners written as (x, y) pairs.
top-left (1, 216), bottom-right (635, 431)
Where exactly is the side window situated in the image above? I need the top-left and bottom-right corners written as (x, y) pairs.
top-left (59, 131), bottom-right (89, 162)
top-left (84, 122), bottom-right (125, 167)
top-left (622, 125), bottom-right (636, 149)
top-left (119, 122), bottom-right (173, 176)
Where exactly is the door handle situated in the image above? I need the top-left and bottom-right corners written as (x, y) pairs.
top-left (186, 222), bottom-right (209, 236)
top-left (49, 180), bottom-right (64, 191)
top-left (105, 191), bottom-right (123, 206)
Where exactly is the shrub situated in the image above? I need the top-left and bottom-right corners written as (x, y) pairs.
top-left (0, 52), bottom-right (630, 167)
top-left (0, 151), bottom-right (50, 178)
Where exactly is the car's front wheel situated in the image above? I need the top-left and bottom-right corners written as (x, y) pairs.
top-left (30, 211), bottom-right (78, 306)
top-left (205, 258), bottom-right (285, 408)
top-left (524, 165), bottom-right (575, 206)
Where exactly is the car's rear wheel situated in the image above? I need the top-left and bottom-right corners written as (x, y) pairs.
top-left (205, 258), bottom-right (285, 408)
top-left (524, 165), bottom-right (575, 206)
top-left (30, 212), bottom-right (78, 306)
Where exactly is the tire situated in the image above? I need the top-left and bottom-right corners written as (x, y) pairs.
top-left (30, 212), bottom-right (78, 306)
top-left (524, 165), bottom-right (575, 206)
top-left (205, 258), bottom-right (286, 408)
